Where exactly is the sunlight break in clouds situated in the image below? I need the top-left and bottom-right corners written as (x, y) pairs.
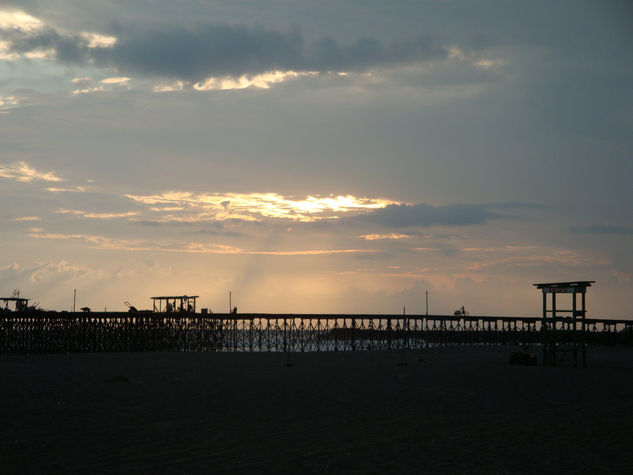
top-left (46, 186), bottom-right (88, 193)
top-left (154, 71), bottom-right (318, 92)
top-left (56, 209), bottom-right (140, 219)
top-left (125, 192), bottom-right (398, 222)
top-left (153, 80), bottom-right (187, 93)
top-left (101, 77), bottom-right (130, 85)
top-left (0, 10), bottom-right (43, 31)
top-left (0, 162), bottom-right (63, 182)
top-left (0, 96), bottom-right (19, 110)
top-left (71, 77), bottom-right (130, 95)
top-left (361, 233), bottom-right (413, 240)
top-left (0, 10), bottom-right (117, 61)
top-left (193, 71), bottom-right (318, 91)
top-left (81, 33), bottom-right (117, 49)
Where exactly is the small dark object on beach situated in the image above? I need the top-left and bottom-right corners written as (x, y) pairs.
top-left (510, 351), bottom-right (537, 366)
top-left (105, 375), bottom-right (130, 382)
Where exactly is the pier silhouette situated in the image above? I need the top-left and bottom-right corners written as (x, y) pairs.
top-left (1, 311), bottom-right (631, 355)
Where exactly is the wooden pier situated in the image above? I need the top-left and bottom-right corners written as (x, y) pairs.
top-left (1, 311), bottom-right (631, 355)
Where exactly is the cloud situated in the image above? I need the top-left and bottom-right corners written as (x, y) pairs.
top-left (0, 95), bottom-right (19, 112)
top-left (0, 10), bottom-right (42, 32)
top-left (27, 261), bottom-right (97, 283)
top-left (1, 12), bottom-right (450, 82)
top-left (0, 260), bottom-right (99, 284)
top-left (100, 76), bottom-right (130, 84)
top-left (45, 186), bottom-right (88, 192)
top-left (361, 203), bottom-right (501, 228)
top-left (193, 70), bottom-right (317, 91)
top-left (125, 191), bottom-right (396, 222)
top-left (11, 216), bottom-right (41, 222)
top-left (570, 225), bottom-right (633, 236)
top-left (70, 76), bottom-right (130, 94)
top-left (0, 161), bottom-right (63, 182)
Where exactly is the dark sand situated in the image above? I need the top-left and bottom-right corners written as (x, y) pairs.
top-left (1, 346), bottom-right (632, 474)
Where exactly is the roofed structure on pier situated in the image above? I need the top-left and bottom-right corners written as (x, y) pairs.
top-left (533, 281), bottom-right (595, 293)
top-left (1, 296), bottom-right (30, 311)
top-left (151, 295), bottom-right (198, 313)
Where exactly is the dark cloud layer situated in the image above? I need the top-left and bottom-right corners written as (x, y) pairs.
top-left (1, 23), bottom-right (447, 80)
top-left (361, 203), bottom-right (501, 228)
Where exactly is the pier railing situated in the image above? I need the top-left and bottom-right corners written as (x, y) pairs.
top-left (1, 312), bottom-right (631, 354)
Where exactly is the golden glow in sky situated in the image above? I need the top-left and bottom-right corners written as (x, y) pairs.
top-left (193, 71), bottom-right (318, 91)
top-left (0, 10), bottom-right (43, 31)
top-left (125, 191), bottom-right (398, 222)
top-left (361, 233), bottom-right (413, 240)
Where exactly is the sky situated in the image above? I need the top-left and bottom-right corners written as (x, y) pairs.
top-left (0, 0), bottom-right (632, 316)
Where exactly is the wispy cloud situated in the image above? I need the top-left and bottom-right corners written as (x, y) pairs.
top-left (0, 161), bottom-right (63, 182)
top-left (100, 76), bottom-right (130, 85)
top-left (12, 216), bottom-right (41, 222)
top-left (27, 228), bottom-right (378, 256)
top-left (473, 59), bottom-right (504, 70)
top-left (56, 209), bottom-right (140, 219)
top-left (0, 260), bottom-right (101, 284)
top-left (462, 247), bottom-right (498, 252)
top-left (464, 251), bottom-right (609, 271)
top-left (28, 260), bottom-right (100, 283)
top-left (570, 225), bottom-right (633, 236)
top-left (183, 242), bottom-right (378, 256)
top-left (28, 230), bottom-right (147, 250)
top-left (46, 186), bottom-right (88, 192)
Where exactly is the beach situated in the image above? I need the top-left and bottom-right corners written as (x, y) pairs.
top-left (1, 346), bottom-right (632, 474)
